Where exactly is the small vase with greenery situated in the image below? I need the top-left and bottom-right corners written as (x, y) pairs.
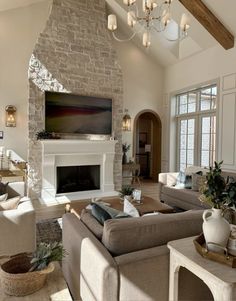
top-left (122, 143), bottom-right (131, 164)
top-left (119, 185), bottom-right (134, 202)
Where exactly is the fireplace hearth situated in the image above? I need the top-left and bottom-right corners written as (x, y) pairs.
top-left (57, 165), bottom-right (100, 194)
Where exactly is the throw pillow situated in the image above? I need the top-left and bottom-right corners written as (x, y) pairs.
top-left (123, 198), bottom-right (140, 217)
top-left (167, 174), bottom-right (177, 187)
top-left (184, 175), bottom-right (192, 189)
top-left (0, 182), bottom-right (8, 196)
top-left (176, 171), bottom-right (185, 187)
top-left (0, 196), bottom-right (21, 211)
top-left (91, 203), bottom-right (130, 225)
top-left (192, 172), bottom-right (206, 191)
top-left (0, 193), bottom-right (8, 202)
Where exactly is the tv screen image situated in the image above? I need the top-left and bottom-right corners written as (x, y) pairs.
top-left (45, 92), bottom-right (112, 135)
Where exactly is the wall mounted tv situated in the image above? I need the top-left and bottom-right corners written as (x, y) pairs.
top-left (45, 91), bottom-right (112, 136)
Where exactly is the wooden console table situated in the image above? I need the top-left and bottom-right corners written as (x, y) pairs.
top-left (122, 163), bottom-right (141, 185)
top-left (168, 236), bottom-right (236, 301)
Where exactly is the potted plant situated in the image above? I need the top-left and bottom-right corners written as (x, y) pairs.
top-left (119, 185), bottom-right (134, 202)
top-left (0, 242), bottom-right (66, 297)
top-left (199, 161), bottom-right (235, 252)
top-left (122, 143), bottom-right (131, 164)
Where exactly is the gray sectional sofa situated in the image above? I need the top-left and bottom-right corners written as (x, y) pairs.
top-left (158, 172), bottom-right (208, 210)
top-left (159, 170), bottom-right (236, 211)
top-left (62, 209), bottom-right (213, 301)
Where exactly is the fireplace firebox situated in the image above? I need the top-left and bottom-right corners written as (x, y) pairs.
top-left (57, 165), bottom-right (100, 194)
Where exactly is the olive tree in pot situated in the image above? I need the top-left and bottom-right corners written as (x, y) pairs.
top-left (199, 161), bottom-right (236, 252)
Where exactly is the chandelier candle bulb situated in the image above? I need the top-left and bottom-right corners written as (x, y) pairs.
top-left (127, 11), bottom-right (136, 27)
top-left (180, 13), bottom-right (190, 31)
top-left (108, 14), bottom-right (117, 31)
top-left (162, 10), bottom-right (171, 26)
top-left (143, 31), bottom-right (151, 47)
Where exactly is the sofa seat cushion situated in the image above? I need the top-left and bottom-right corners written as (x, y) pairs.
top-left (80, 209), bottom-right (103, 240)
top-left (162, 186), bottom-right (203, 208)
top-left (102, 210), bottom-right (203, 256)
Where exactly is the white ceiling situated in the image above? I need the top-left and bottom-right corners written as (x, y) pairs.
top-left (106, 0), bottom-right (236, 67)
top-left (0, 0), bottom-right (45, 12)
top-left (0, 0), bottom-right (235, 67)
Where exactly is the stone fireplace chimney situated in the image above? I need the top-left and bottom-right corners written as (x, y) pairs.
top-left (28, 0), bottom-right (123, 199)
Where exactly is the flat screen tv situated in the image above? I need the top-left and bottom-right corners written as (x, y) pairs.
top-left (45, 91), bottom-right (112, 136)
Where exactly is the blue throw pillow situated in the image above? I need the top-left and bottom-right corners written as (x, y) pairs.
top-left (91, 203), bottom-right (130, 225)
top-left (176, 171), bottom-right (192, 189)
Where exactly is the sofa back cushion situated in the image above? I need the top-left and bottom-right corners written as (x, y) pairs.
top-left (102, 210), bottom-right (203, 256)
top-left (80, 209), bottom-right (104, 240)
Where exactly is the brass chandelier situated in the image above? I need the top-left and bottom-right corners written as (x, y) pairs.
top-left (107, 0), bottom-right (190, 47)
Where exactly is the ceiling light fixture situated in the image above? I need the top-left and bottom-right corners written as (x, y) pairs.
top-left (107, 0), bottom-right (190, 47)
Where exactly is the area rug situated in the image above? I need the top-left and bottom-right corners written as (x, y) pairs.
top-left (36, 218), bottom-right (62, 245)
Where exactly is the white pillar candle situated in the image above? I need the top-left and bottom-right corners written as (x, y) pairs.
top-left (108, 14), bottom-right (117, 31)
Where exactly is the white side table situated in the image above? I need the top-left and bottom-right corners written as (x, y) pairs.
top-left (167, 236), bottom-right (236, 301)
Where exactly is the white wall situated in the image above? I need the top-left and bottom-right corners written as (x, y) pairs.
top-left (0, 1), bottom-right (51, 159)
top-left (114, 41), bottom-right (164, 160)
top-left (164, 44), bottom-right (236, 172)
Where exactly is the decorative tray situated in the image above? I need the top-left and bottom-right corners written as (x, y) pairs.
top-left (193, 234), bottom-right (236, 268)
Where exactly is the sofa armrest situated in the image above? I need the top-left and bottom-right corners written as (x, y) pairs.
top-left (0, 200), bottom-right (36, 256)
top-left (159, 172), bottom-right (179, 186)
top-left (62, 213), bottom-right (118, 301)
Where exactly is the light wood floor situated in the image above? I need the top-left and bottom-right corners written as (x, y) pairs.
top-left (34, 179), bottom-right (160, 221)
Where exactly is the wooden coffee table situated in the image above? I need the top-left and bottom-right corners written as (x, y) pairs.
top-left (68, 196), bottom-right (174, 217)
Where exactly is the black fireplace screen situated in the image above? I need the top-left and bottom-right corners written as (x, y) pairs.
top-left (57, 165), bottom-right (100, 194)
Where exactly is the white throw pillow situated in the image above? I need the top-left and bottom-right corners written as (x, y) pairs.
top-left (185, 166), bottom-right (209, 175)
top-left (123, 198), bottom-right (140, 217)
top-left (167, 174), bottom-right (177, 186)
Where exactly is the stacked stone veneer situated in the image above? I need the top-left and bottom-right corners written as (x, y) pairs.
top-left (28, 0), bottom-right (123, 198)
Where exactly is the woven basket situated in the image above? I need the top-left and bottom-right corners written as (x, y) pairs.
top-left (0, 254), bottom-right (54, 296)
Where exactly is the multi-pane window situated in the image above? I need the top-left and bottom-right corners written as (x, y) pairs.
top-left (176, 84), bottom-right (217, 171)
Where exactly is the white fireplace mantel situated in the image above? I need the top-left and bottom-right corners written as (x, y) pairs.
top-left (40, 139), bottom-right (118, 204)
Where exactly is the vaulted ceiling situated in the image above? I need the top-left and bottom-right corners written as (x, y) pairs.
top-left (106, 0), bottom-right (236, 66)
top-left (0, 0), bottom-right (235, 67)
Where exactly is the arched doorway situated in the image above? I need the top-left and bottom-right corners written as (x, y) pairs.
top-left (133, 110), bottom-right (162, 182)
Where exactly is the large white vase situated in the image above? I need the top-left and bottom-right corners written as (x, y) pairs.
top-left (202, 208), bottom-right (230, 253)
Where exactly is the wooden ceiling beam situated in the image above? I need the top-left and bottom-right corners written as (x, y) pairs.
top-left (178, 0), bottom-right (234, 50)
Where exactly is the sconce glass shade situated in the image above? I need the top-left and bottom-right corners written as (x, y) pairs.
top-left (5, 105), bottom-right (16, 127)
top-left (122, 113), bottom-right (131, 131)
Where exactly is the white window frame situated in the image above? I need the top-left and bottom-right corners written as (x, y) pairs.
top-left (176, 84), bottom-right (217, 170)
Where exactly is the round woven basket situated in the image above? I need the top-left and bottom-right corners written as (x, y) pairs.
top-left (0, 254), bottom-right (54, 296)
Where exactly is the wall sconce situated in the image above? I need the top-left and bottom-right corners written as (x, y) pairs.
top-left (5, 105), bottom-right (17, 127)
top-left (122, 109), bottom-right (131, 131)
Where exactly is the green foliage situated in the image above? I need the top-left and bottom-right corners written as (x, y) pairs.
top-left (36, 130), bottom-right (53, 140)
top-left (122, 143), bottom-right (131, 153)
top-left (119, 185), bottom-right (134, 197)
top-left (200, 161), bottom-right (236, 209)
top-left (29, 242), bottom-right (67, 272)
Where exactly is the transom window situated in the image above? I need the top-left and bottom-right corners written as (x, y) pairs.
top-left (176, 84), bottom-right (217, 171)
